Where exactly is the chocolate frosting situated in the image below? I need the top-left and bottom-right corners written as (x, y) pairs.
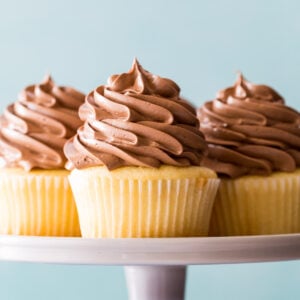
top-left (198, 74), bottom-right (300, 178)
top-left (65, 59), bottom-right (207, 170)
top-left (0, 75), bottom-right (85, 171)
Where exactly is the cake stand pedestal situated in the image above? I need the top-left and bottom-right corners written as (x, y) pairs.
top-left (125, 266), bottom-right (186, 300)
top-left (0, 234), bottom-right (300, 300)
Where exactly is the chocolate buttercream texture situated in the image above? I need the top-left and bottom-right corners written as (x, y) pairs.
top-left (65, 59), bottom-right (207, 170)
top-left (198, 74), bottom-right (300, 178)
top-left (0, 76), bottom-right (85, 171)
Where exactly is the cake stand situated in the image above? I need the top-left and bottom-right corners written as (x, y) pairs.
top-left (0, 234), bottom-right (300, 300)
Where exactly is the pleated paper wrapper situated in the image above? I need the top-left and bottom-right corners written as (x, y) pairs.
top-left (0, 169), bottom-right (81, 236)
top-left (209, 170), bottom-right (300, 236)
top-left (69, 166), bottom-right (220, 238)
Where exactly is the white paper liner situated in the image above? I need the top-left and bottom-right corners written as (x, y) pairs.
top-left (209, 173), bottom-right (300, 236)
top-left (70, 174), bottom-right (219, 238)
top-left (0, 173), bottom-right (81, 236)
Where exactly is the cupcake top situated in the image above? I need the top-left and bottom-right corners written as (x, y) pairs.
top-left (0, 75), bottom-right (85, 171)
top-left (198, 74), bottom-right (300, 178)
top-left (64, 59), bottom-right (207, 170)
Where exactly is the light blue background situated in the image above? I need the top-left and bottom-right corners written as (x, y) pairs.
top-left (0, 0), bottom-right (299, 299)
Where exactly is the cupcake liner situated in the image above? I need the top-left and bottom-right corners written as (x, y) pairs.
top-left (209, 170), bottom-right (300, 236)
top-left (69, 166), bottom-right (219, 238)
top-left (0, 169), bottom-right (81, 236)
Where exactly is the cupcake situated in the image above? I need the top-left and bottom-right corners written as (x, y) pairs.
top-left (198, 73), bottom-right (300, 236)
top-left (64, 59), bottom-right (219, 238)
top-left (0, 75), bottom-right (85, 236)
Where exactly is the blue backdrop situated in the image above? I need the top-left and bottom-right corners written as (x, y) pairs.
top-left (0, 0), bottom-right (299, 299)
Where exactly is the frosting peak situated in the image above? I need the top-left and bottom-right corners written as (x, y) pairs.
top-left (218, 73), bottom-right (284, 104)
top-left (0, 76), bottom-right (85, 171)
top-left (107, 59), bottom-right (180, 98)
top-left (198, 74), bottom-right (300, 178)
top-left (65, 60), bottom-right (206, 170)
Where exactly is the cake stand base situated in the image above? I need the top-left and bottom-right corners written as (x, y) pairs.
top-left (125, 266), bottom-right (186, 300)
top-left (1, 234), bottom-right (300, 300)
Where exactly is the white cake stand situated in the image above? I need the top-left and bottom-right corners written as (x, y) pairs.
top-left (0, 234), bottom-right (300, 300)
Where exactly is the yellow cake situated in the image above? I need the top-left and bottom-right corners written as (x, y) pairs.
top-left (0, 169), bottom-right (80, 236)
top-left (69, 165), bottom-right (218, 238)
top-left (65, 59), bottom-right (220, 238)
top-left (0, 75), bottom-right (85, 236)
top-left (209, 170), bottom-right (300, 236)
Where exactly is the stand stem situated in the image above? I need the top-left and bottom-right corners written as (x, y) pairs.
top-left (124, 266), bottom-right (186, 300)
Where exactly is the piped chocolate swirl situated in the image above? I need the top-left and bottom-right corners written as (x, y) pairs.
top-left (65, 59), bottom-right (207, 170)
top-left (198, 74), bottom-right (300, 178)
top-left (0, 75), bottom-right (85, 170)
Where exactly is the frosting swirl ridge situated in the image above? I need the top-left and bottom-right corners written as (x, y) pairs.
top-left (198, 74), bottom-right (300, 178)
top-left (0, 75), bottom-right (85, 170)
top-left (65, 59), bottom-right (207, 170)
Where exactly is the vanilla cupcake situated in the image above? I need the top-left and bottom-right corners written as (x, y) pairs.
top-left (0, 75), bottom-right (85, 236)
top-left (198, 74), bottom-right (300, 236)
top-left (64, 59), bottom-right (219, 238)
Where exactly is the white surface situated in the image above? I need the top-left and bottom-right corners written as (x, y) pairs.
top-left (0, 234), bottom-right (299, 265)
